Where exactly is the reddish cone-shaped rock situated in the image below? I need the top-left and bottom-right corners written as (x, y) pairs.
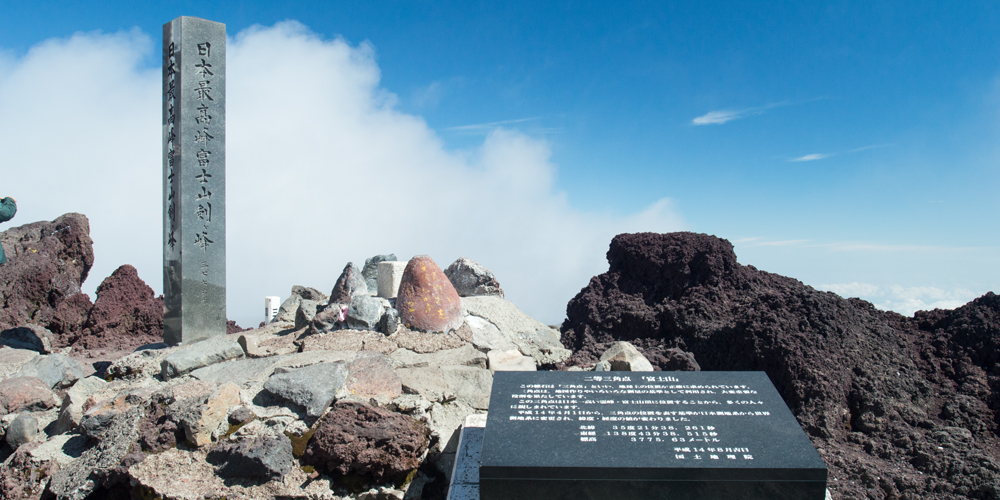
top-left (395, 256), bottom-right (464, 333)
top-left (74, 265), bottom-right (163, 353)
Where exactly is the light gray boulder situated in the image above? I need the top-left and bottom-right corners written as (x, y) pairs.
top-left (465, 315), bottom-right (517, 353)
top-left (440, 366), bottom-right (492, 410)
top-left (390, 344), bottom-right (487, 369)
top-left (487, 349), bottom-right (537, 372)
top-left (6, 412), bottom-right (38, 448)
top-left (294, 299), bottom-right (321, 330)
top-left (54, 376), bottom-right (108, 434)
top-left (0, 347), bottom-right (40, 381)
top-left (599, 341), bottom-right (654, 372)
top-left (160, 336), bottom-right (245, 380)
top-left (444, 257), bottom-right (504, 297)
top-left (261, 361), bottom-right (348, 417)
top-left (345, 295), bottom-right (385, 331)
top-left (462, 296), bottom-right (571, 366)
top-left (15, 353), bottom-right (86, 389)
top-left (273, 285), bottom-right (328, 324)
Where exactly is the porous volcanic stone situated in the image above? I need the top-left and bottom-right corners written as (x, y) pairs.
top-left (75, 264), bottom-right (163, 353)
top-left (0, 213), bottom-right (94, 338)
top-left (444, 257), bottom-right (504, 298)
top-left (396, 256), bottom-right (464, 333)
top-left (302, 400), bottom-right (430, 484)
top-left (560, 231), bottom-right (1000, 499)
top-left (362, 254), bottom-right (397, 292)
top-left (207, 434), bottom-right (294, 480)
top-left (330, 262), bottom-right (367, 304)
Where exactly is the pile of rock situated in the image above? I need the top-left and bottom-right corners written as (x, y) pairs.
top-left (0, 247), bottom-right (573, 500)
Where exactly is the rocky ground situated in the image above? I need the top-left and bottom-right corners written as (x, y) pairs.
top-left (0, 215), bottom-right (996, 499)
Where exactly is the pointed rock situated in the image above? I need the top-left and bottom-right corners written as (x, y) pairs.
top-left (396, 256), bottom-right (463, 333)
top-left (362, 254), bottom-right (397, 292)
top-left (444, 257), bottom-right (504, 297)
top-left (330, 262), bottom-right (367, 304)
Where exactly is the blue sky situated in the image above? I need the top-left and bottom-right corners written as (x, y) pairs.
top-left (1, 1), bottom-right (997, 327)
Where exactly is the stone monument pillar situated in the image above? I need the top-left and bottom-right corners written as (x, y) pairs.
top-left (163, 16), bottom-right (227, 345)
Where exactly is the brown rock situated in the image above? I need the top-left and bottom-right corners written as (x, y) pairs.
top-left (298, 329), bottom-right (397, 354)
top-left (395, 256), bottom-right (463, 333)
top-left (74, 264), bottom-right (163, 353)
top-left (302, 400), bottom-right (430, 484)
top-left (329, 262), bottom-right (367, 304)
top-left (343, 352), bottom-right (403, 401)
top-left (0, 377), bottom-right (57, 416)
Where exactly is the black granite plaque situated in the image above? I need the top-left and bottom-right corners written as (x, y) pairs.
top-left (480, 371), bottom-right (827, 500)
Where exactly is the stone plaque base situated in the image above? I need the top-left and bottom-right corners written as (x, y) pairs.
top-left (480, 371), bottom-right (827, 500)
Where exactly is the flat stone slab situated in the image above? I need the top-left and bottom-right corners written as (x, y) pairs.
top-left (479, 371), bottom-right (828, 500)
top-left (161, 336), bottom-right (245, 380)
top-left (390, 344), bottom-right (487, 369)
top-left (262, 361), bottom-right (348, 417)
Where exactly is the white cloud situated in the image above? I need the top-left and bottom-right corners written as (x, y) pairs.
top-left (790, 153), bottom-right (829, 162)
top-left (445, 117), bottom-right (541, 132)
top-left (0, 21), bottom-right (685, 328)
top-left (818, 283), bottom-right (978, 316)
top-left (691, 101), bottom-right (791, 125)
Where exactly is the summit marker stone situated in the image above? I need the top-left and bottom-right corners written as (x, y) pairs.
top-left (163, 17), bottom-right (227, 345)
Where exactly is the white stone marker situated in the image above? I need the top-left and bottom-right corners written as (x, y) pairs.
top-left (377, 261), bottom-right (408, 298)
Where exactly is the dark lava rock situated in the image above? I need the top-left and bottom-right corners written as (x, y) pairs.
top-left (70, 265), bottom-right (163, 353)
top-left (207, 434), bottom-right (294, 480)
top-left (0, 213), bottom-right (94, 338)
top-left (396, 256), bottom-right (464, 333)
top-left (302, 400), bottom-right (430, 484)
top-left (330, 262), bottom-right (367, 305)
top-left (226, 320), bottom-right (248, 335)
top-left (561, 231), bottom-right (1000, 499)
top-left (444, 257), bottom-right (504, 298)
top-left (0, 442), bottom-right (56, 499)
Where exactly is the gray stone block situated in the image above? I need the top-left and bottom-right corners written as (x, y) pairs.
top-left (15, 353), bottom-right (86, 389)
top-left (207, 434), bottom-right (294, 480)
top-left (160, 336), bottom-right (245, 380)
top-left (345, 295), bottom-right (384, 331)
top-left (262, 361), bottom-right (347, 417)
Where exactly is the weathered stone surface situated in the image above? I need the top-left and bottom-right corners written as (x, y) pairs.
top-left (5, 413), bottom-right (37, 448)
top-left (49, 405), bottom-right (144, 500)
top-left (0, 442), bottom-right (59, 499)
top-left (294, 299), bottom-right (321, 331)
top-left (176, 382), bottom-right (241, 447)
top-left (0, 377), bottom-right (57, 416)
top-left (206, 434), bottom-right (294, 480)
top-left (160, 336), bottom-right (245, 380)
top-left (466, 315), bottom-right (516, 352)
top-left (262, 361), bottom-right (347, 417)
top-left (379, 306), bottom-right (400, 334)
top-left (0, 347), bottom-right (39, 380)
top-left (389, 344), bottom-right (487, 369)
top-left (377, 261), bottom-right (408, 299)
top-left (273, 285), bottom-right (328, 323)
top-left (342, 352), bottom-right (402, 401)
top-left (598, 341), bottom-right (654, 371)
top-left (54, 376), bottom-right (108, 434)
top-left (74, 264), bottom-right (164, 353)
top-left (345, 295), bottom-right (385, 331)
top-left (440, 366), bottom-right (492, 410)
top-left (396, 256), bottom-right (464, 333)
top-left (127, 448), bottom-right (228, 499)
top-left (0, 213), bottom-right (94, 337)
top-left (423, 401), bottom-right (479, 479)
top-left (330, 262), bottom-right (367, 304)
top-left (302, 400), bottom-right (430, 484)
top-left (444, 257), bottom-right (504, 298)
top-left (463, 296), bottom-right (571, 366)
top-left (14, 352), bottom-right (85, 389)
top-left (78, 388), bottom-right (152, 441)
top-left (0, 324), bottom-right (53, 353)
top-left (388, 327), bottom-right (468, 353)
top-left (299, 329), bottom-right (398, 354)
top-left (362, 254), bottom-right (397, 292)
top-left (396, 366), bottom-right (454, 404)
top-left (26, 433), bottom-right (88, 467)
top-left (487, 349), bottom-right (537, 372)
top-left (106, 346), bottom-right (173, 381)
top-left (658, 347), bottom-right (701, 371)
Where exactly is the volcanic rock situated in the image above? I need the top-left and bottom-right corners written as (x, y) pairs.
top-left (345, 295), bottom-right (385, 331)
top-left (395, 256), bottom-right (463, 333)
top-left (262, 361), bottom-right (348, 418)
top-left (74, 264), bottom-right (163, 353)
top-left (362, 254), bottom-right (397, 292)
top-left (206, 434), bottom-right (294, 480)
top-left (444, 257), bottom-right (504, 298)
top-left (330, 262), bottom-right (368, 305)
top-left (0, 324), bottom-right (54, 353)
top-left (15, 352), bottom-right (86, 389)
top-left (5, 413), bottom-right (38, 449)
top-left (0, 213), bottom-right (94, 336)
top-left (561, 231), bottom-right (1000, 499)
top-left (274, 285), bottom-right (328, 323)
top-left (598, 341), bottom-right (654, 371)
top-left (0, 377), bottom-right (57, 416)
top-left (302, 400), bottom-right (431, 484)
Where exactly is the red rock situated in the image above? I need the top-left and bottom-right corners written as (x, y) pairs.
top-left (0, 376), bottom-right (57, 416)
top-left (395, 256), bottom-right (463, 333)
top-left (302, 400), bottom-right (430, 484)
top-left (75, 265), bottom-right (163, 353)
